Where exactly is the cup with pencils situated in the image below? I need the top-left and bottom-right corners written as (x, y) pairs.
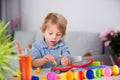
top-left (17, 42), bottom-right (32, 80)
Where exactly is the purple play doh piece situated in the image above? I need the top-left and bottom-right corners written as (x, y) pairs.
top-left (47, 72), bottom-right (56, 80)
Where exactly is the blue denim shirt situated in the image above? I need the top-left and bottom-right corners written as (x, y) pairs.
top-left (32, 37), bottom-right (71, 68)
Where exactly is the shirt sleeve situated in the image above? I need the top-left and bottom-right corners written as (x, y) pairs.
top-left (61, 41), bottom-right (72, 61)
top-left (32, 42), bottom-right (42, 60)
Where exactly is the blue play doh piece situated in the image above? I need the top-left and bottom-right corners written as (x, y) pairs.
top-left (76, 68), bottom-right (85, 71)
top-left (86, 69), bottom-right (94, 79)
top-left (88, 65), bottom-right (109, 69)
top-left (31, 75), bottom-right (39, 80)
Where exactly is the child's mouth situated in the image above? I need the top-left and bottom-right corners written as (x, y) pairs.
top-left (51, 41), bottom-right (56, 44)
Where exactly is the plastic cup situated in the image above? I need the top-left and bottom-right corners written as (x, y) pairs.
top-left (19, 54), bottom-right (32, 80)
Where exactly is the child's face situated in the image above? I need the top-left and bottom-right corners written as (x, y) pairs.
top-left (43, 24), bottom-right (63, 48)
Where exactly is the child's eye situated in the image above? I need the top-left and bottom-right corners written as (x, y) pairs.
top-left (49, 32), bottom-right (53, 35)
top-left (56, 33), bottom-right (62, 36)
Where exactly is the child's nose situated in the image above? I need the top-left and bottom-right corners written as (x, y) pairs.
top-left (52, 34), bottom-right (57, 39)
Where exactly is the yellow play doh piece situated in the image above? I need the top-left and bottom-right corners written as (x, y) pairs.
top-left (39, 77), bottom-right (47, 80)
top-left (83, 71), bottom-right (87, 79)
top-left (53, 60), bottom-right (57, 66)
top-left (59, 73), bottom-right (67, 80)
top-left (101, 68), bottom-right (104, 76)
top-left (66, 71), bottom-right (74, 80)
top-left (17, 69), bottom-right (21, 80)
top-left (13, 69), bottom-right (21, 80)
top-left (74, 71), bottom-right (79, 80)
top-left (35, 68), bottom-right (41, 74)
top-left (112, 65), bottom-right (119, 75)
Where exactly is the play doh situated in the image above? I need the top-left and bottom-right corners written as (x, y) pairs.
top-left (78, 71), bottom-right (84, 80)
top-left (101, 68), bottom-right (104, 76)
top-left (83, 71), bottom-right (87, 79)
top-left (102, 67), bottom-right (112, 77)
top-left (66, 71), bottom-right (74, 80)
top-left (74, 71), bottom-right (79, 80)
top-left (112, 65), bottom-right (119, 75)
top-left (56, 75), bottom-right (61, 80)
top-left (39, 77), bottom-right (47, 80)
top-left (31, 76), bottom-right (39, 80)
top-left (35, 68), bottom-right (41, 74)
top-left (53, 60), bottom-right (57, 66)
top-left (86, 69), bottom-right (94, 79)
top-left (47, 72), bottom-right (56, 80)
top-left (59, 73), bottom-right (67, 80)
top-left (93, 68), bottom-right (101, 78)
top-left (89, 61), bottom-right (104, 66)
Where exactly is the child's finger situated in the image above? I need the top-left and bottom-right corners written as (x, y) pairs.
top-left (48, 54), bottom-right (55, 62)
top-left (46, 54), bottom-right (55, 62)
top-left (44, 57), bottom-right (49, 62)
top-left (60, 55), bottom-right (64, 59)
top-left (51, 56), bottom-right (55, 62)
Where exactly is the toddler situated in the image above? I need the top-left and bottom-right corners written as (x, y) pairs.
top-left (32, 13), bottom-right (72, 68)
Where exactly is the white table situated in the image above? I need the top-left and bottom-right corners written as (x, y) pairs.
top-left (32, 68), bottom-right (120, 80)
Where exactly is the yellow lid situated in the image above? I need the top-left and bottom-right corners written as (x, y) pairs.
top-left (39, 77), bottom-right (47, 80)
top-left (74, 71), bottom-right (79, 80)
top-left (101, 68), bottom-right (104, 76)
top-left (112, 65), bottom-right (119, 75)
top-left (59, 73), bottom-right (67, 80)
top-left (83, 71), bottom-right (87, 78)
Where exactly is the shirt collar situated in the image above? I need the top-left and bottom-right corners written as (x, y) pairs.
top-left (41, 37), bottom-right (49, 48)
top-left (41, 37), bottom-right (64, 49)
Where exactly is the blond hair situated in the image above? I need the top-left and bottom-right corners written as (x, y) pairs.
top-left (40, 13), bottom-right (67, 37)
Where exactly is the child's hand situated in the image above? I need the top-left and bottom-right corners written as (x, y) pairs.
top-left (43, 54), bottom-right (55, 63)
top-left (60, 55), bottom-right (71, 66)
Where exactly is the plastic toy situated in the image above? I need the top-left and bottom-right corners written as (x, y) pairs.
top-left (69, 59), bottom-right (94, 68)
top-left (112, 65), bottom-right (119, 75)
top-left (35, 68), bottom-right (40, 74)
top-left (101, 67), bottom-right (112, 77)
top-left (89, 61), bottom-right (104, 66)
top-left (86, 69), bottom-right (94, 79)
top-left (13, 69), bottom-right (21, 80)
top-left (83, 70), bottom-right (87, 79)
top-left (51, 65), bottom-right (72, 74)
top-left (74, 71), bottom-right (79, 80)
top-left (51, 59), bottom-right (93, 73)
top-left (78, 71), bottom-right (84, 80)
top-left (39, 77), bottom-right (47, 80)
top-left (66, 71), bottom-right (74, 80)
top-left (47, 72), bottom-right (56, 80)
top-left (93, 68), bottom-right (101, 78)
top-left (53, 60), bottom-right (57, 66)
top-left (31, 75), bottom-right (39, 80)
